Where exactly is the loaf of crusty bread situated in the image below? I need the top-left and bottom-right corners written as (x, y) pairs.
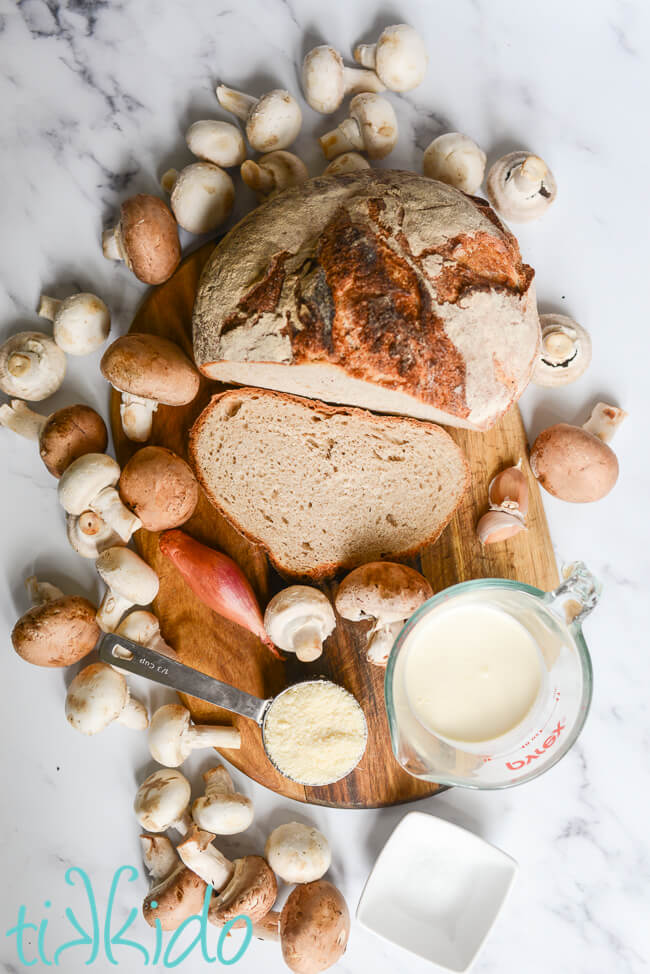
top-left (189, 388), bottom-right (469, 579)
top-left (193, 170), bottom-right (539, 432)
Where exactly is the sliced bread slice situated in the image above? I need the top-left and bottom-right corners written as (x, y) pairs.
top-left (189, 388), bottom-right (469, 579)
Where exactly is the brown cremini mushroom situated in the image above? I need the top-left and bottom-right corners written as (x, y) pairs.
top-left (119, 446), bottom-right (199, 531)
top-left (102, 194), bottom-right (181, 285)
top-left (0, 400), bottom-right (107, 477)
top-left (142, 837), bottom-right (207, 932)
top-left (530, 402), bottom-right (626, 502)
top-left (335, 562), bottom-right (433, 665)
top-left (101, 334), bottom-right (200, 442)
top-left (11, 574), bottom-right (100, 667)
top-left (208, 855), bottom-right (277, 928)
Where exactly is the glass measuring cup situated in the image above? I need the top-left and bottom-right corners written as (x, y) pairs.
top-left (385, 562), bottom-right (600, 789)
top-left (99, 635), bottom-right (367, 785)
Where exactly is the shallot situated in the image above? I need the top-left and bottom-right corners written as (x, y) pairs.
top-left (159, 530), bottom-right (278, 656)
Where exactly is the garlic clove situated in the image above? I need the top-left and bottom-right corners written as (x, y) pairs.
top-left (477, 510), bottom-right (526, 545)
top-left (487, 460), bottom-right (529, 519)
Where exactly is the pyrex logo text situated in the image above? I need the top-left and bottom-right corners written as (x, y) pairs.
top-left (506, 719), bottom-right (566, 771)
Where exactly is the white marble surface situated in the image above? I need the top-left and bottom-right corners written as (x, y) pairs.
top-left (1, 0), bottom-right (649, 971)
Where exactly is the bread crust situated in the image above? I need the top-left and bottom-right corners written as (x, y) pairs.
top-left (193, 170), bottom-right (539, 432)
top-left (188, 388), bottom-right (470, 580)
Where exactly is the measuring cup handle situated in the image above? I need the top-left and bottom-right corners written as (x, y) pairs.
top-left (544, 561), bottom-right (602, 625)
top-left (98, 633), bottom-right (271, 724)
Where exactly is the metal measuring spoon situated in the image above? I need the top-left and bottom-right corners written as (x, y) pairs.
top-left (98, 632), bottom-right (367, 785)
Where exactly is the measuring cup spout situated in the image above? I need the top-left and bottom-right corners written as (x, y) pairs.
top-left (544, 561), bottom-right (602, 625)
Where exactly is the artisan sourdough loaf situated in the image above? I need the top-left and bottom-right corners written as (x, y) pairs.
top-left (189, 388), bottom-right (469, 579)
top-left (193, 170), bottom-right (539, 432)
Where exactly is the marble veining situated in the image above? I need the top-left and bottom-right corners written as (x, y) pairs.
top-left (1, 1), bottom-right (649, 972)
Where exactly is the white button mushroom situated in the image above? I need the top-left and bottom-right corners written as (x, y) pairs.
top-left (65, 662), bottom-right (148, 735)
top-left (532, 314), bottom-right (592, 387)
top-left (0, 332), bottom-right (66, 401)
top-left (192, 765), bottom-right (253, 835)
top-left (95, 546), bottom-right (160, 632)
top-left (37, 292), bottom-right (110, 356)
top-left (487, 151), bottom-right (557, 222)
top-left (134, 768), bottom-right (192, 834)
top-left (161, 163), bottom-right (235, 234)
top-left (530, 402), bottom-right (627, 503)
top-left (140, 834), bottom-right (179, 885)
top-left (176, 826), bottom-right (235, 890)
top-left (423, 132), bottom-right (487, 195)
top-left (323, 151), bottom-right (371, 176)
top-left (301, 45), bottom-right (384, 114)
top-left (264, 586), bottom-right (336, 662)
top-left (354, 24), bottom-right (428, 92)
top-left (185, 119), bottom-right (247, 168)
top-left (102, 194), bottom-right (181, 285)
top-left (0, 400), bottom-right (108, 478)
top-left (335, 562), bottom-right (433, 666)
top-left (58, 454), bottom-right (142, 546)
top-left (240, 151), bottom-right (308, 201)
top-left (319, 93), bottom-right (398, 160)
top-left (65, 510), bottom-right (121, 559)
top-left (148, 703), bottom-right (241, 767)
top-left (265, 822), bottom-right (331, 884)
top-left (216, 85), bottom-right (302, 152)
top-left (100, 334), bottom-right (200, 443)
top-left (116, 610), bottom-right (178, 659)
top-left (11, 575), bottom-right (100, 668)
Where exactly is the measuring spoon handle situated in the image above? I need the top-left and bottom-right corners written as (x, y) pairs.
top-left (98, 633), bottom-right (271, 725)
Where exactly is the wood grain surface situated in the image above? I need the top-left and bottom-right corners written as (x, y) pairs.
top-left (111, 241), bottom-right (559, 809)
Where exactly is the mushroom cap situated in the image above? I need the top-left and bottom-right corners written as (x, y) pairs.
top-left (302, 46), bottom-right (346, 114)
top-left (119, 446), bottom-right (199, 532)
top-left (65, 662), bottom-right (128, 735)
top-left (208, 856), bottom-right (277, 928)
top-left (280, 880), bottom-right (350, 974)
top-left (335, 561), bottom-right (433, 624)
top-left (0, 332), bottom-right (66, 401)
top-left (348, 93), bottom-right (397, 159)
top-left (11, 595), bottom-right (100, 667)
top-left (57, 453), bottom-right (121, 514)
top-left (373, 24), bottom-right (427, 91)
top-left (143, 864), bottom-right (207, 931)
top-left (134, 768), bottom-right (191, 832)
top-left (168, 163), bottom-right (235, 235)
top-left (50, 293), bottom-right (111, 356)
top-left (423, 132), bottom-right (487, 195)
top-left (40, 404), bottom-right (108, 478)
top-left (149, 703), bottom-right (192, 766)
top-left (264, 586), bottom-right (336, 655)
top-left (323, 152), bottom-right (370, 176)
top-left (101, 333), bottom-right (200, 406)
top-left (530, 423), bottom-right (619, 502)
top-left (95, 545), bottom-right (160, 603)
top-left (115, 194), bottom-right (181, 285)
top-left (265, 822), bottom-right (331, 884)
top-left (532, 314), bottom-right (592, 387)
top-left (486, 151), bottom-right (557, 223)
top-left (186, 119), bottom-right (247, 168)
top-left (247, 89), bottom-right (302, 152)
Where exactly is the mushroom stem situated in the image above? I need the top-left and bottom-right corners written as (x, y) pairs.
top-left (512, 155), bottom-right (547, 192)
top-left (140, 834), bottom-right (178, 883)
top-left (25, 575), bottom-right (65, 604)
top-left (252, 909), bottom-right (281, 941)
top-left (343, 64), bottom-right (385, 94)
top-left (320, 117), bottom-right (363, 159)
top-left (91, 485), bottom-right (142, 542)
top-left (240, 160), bottom-right (274, 195)
top-left (366, 620), bottom-right (402, 665)
top-left (96, 590), bottom-right (134, 632)
top-left (189, 725), bottom-right (242, 751)
top-left (177, 827), bottom-right (234, 890)
top-left (8, 351), bottom-right (37, 378)
top-left (117, 693), bottom-right (150, 730)
top-left (160, 168), bottom-right (179, 194)
top-left (582, 402), bottom-right (627, 444)
top-left (353, 43), bottom-right (377, 69)
top-left (293, 623), bottom-right (325, 662)
top-left (37, 295), bottom-right (63, 321)
top-left (120, 392), bottom-right (158, 442)
top-left (215, 85), bottom-right (257, 121)
top-left (102, 227), bottom-right (124, 262)
top-left (0, 400), bottom-right (48, 440)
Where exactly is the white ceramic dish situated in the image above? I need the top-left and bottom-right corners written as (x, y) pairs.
top-left (356, 811), bottom-right (518, 972)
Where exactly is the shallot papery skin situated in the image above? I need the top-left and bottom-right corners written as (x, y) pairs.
top-left (159, 529), bottom-right (279, 657)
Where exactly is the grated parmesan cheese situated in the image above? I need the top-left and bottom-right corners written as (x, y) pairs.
top-left (263, 681), bottom-right (367, 785)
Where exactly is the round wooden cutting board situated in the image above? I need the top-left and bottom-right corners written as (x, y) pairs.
top-left (111, 241), bottom-right (559, 809)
